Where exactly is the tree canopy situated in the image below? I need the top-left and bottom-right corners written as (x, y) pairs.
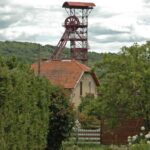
top-left (0, 56), bottom-right (51, 149)
top-left (47, 87), bottom-right (74, 150)
top-left (0, 56), bottom-right (75, 150)
top-left (0, 41), bottom-right (102, 65)
top-left (81, 42), bottom-right (150, 129)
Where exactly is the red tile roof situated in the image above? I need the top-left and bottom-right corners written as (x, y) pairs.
top-left (31, 60), bottom-right (99, 89)
top-left (63, 2), bottom-right (95, 9)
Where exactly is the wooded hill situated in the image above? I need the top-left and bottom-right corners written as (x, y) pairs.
top-left (0, 41), bottom-right (102, 65)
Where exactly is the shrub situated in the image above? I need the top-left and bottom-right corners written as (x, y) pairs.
top-left (128, 126), bottom-right (150, 145)
top-left (78, 94), bottom-right (100, 129)
top-left (128, 126), bottom-right (150, 150)
top-left (46, 87), bottom-right (75, 150)
top-left (0, 57), bottom-right (75, 150)
top-left (79, 113), bottom-right (100, 129)
top-left (0, 56), bottom-right (50, 149)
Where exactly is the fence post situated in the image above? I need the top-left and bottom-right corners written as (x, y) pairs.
top-left (100, 119), bottom-right (104, 144)
top-left (75, 120), bottom-right (80, 145)
top-left (75, 127), bottom-right (78, 145)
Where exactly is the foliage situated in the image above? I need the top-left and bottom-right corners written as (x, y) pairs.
top-left (78, 94), bottom-right (95, 113)
top-left (88, 51), bottom-right (104, 66)
top-left (47, 87), bottom-right (75, 150)
top-left (0, 56), bottom-right (50, 149)
top-left (0, 41), bottom-right (54, 63)
top-left (0, 56), bottom-right (75, 150)
top-left (0, 41), bottom-right (102, 66)
top-left (78, 94), bottom-right (101, 117)
top-left (78, 95), bottom-right (100, 129)
top-left (78, 113), bottom-right (100, 129)
top-left (89, 42), bottom-right (150, 129)
top-left (130, 144), bottom-right (150, 150)
top-left (62, 142), bottom-right (128, 150)
top-left (63, 142), bottom-right (105, 150)
top-left (128, 126), bottom-right (150, 146)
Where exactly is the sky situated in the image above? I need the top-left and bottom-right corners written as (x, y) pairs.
top-left (0, 0), bottom-right (150, 53)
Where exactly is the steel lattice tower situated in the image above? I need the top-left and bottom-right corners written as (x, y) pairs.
top-left (51, 2), bottom-right (95, 63)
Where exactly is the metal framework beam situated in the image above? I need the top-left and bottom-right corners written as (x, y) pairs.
top-left (51, 2), bottom-right (95, 63)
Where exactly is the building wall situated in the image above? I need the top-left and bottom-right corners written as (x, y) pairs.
top-left (71, 73), bottom-right (97, 107)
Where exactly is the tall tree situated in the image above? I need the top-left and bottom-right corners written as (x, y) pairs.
top-left (47, 87), bottom-right (74, 150)
top-left (91, 42), bottom-right (150, 129)
top-left (0, 56), bottom-right (51, 149)
top-left (0, 56), bottom-right (75, 150)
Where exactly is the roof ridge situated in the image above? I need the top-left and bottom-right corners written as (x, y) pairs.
top-left (31, 60), bottom-right (98, 89)
top-left (73, 60), bottom-right (90, 71)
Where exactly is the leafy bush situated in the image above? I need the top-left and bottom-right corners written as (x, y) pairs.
top-left (78, 113), bottom-right (100, 129)
top-left (92, 42), bottom-right (150, 128)
top-left (128, 126), bottom-right (150, 145)
top-left (78, 94), bottom-right (100, 129)
top-left (128, 126), bottom-right (150, 150)
top-left (0, 56), bottom-right (75, 150)
top-left (46, 87), bottom-right (75, 150)
top-left (78, 94), bottom-right (95, 113)
top-left (0, 56), bottom-right (50, 149)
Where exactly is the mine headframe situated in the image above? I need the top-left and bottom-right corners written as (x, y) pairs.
top-left (51, 1), bottom-right (95, 63)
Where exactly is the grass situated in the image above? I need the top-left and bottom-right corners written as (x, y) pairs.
top-left (130, 144), bottom-right (150, 150)
top-left (62, 143), bottom-right (106, 150)
top-left (62, 142), bottom-right (128, 150)
top-left (62, 139), bottom-right (150, 150)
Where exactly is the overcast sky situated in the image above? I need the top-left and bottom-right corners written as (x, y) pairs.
top-left (0, 0), bottom-right (150, 53)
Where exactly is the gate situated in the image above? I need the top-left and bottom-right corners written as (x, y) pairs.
top-left (73, 128), bottom-right (101, 144)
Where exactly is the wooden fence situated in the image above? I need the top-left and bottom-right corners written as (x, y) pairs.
top-left (71, 118), bottom-right (144, 145)
top-left (101, 118), bottom-right (144, 145)
top-left (73, 128), bottom-right (101, 144)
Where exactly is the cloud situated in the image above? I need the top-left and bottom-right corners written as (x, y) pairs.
top-left (0, 0), bottom-right (9, 5)
top-left (144, 0), bottom-right (150, 3)
top-left (10, 32), bottom-right (38, 41)
top-left (89, 25), bottom-right (130, 36)
top-left (92, 6), bottom-right (120, 19)
top-left (143, 0), bottom-right (150, 8)
top-left (0, 0), bottom-right (150, 53)
top-left (90, 33), bottom-right (145, 45)
top-left (99, 34), bottom-right (146, 43)
top-left (0, 2), bottom-right (65, 44)
top-left (0, 33), bottom-right (6, 41)
top-left (0, 4), bottom-right (34, 29)
top-left (138, 15), bottom-right (150, 25)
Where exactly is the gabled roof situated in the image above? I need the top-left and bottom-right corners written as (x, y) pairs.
top-left (31, 60), bottom-right (99, 89)
top-left (63, 2), bottom-right (95, 9)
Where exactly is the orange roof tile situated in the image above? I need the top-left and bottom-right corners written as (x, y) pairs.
top-left (31, 60), bottom-right (99, 89)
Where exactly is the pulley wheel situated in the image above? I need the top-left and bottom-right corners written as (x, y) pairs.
top-left (64, 16), bottom-right (80, 31)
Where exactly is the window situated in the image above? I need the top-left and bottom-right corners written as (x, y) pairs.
top-left (89, 81), bottom-right (91, 93)
top-left (80, 81), bottom-right (83, 96)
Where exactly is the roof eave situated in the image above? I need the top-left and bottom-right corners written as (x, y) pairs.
top-left (91, 72), bottom-right (100, 86)
top-left (62, 2), bottom-right (96, 9)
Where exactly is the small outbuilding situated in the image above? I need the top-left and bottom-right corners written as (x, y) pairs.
top-left (32, 59), bottom-right (99, 107)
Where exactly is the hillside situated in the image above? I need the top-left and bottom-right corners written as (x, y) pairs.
top-left (0, 41), bottom-right (102, 66)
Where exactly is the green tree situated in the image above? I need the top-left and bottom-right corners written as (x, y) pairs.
top-left (47, 87), bottom-right (74, 150)
top-left (0, 56), bottom-right (75, 150)
top-left (91, 42), bottom-right (150, 129)
top-left (0, 56), bottom-right (50, 149)
top-left (0, 41), bottom-right (102, 65)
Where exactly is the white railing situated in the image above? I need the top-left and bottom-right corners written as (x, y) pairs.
top-left (73, 128), bottom-right (101, 144)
